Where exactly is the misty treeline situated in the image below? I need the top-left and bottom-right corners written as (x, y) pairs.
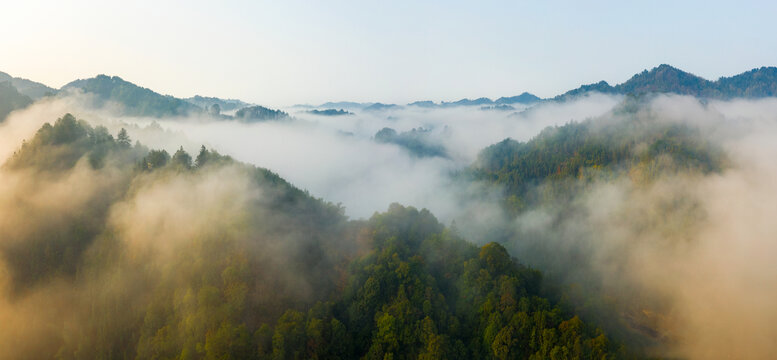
top-left (0, 114), bottom-right (629, 359)
top-left (472, 95), bottom-right (724, 214)
top-left (3, 92), bottom-right (771, 359)
top-left (62, 75), bottom-right (200, 117)
top-left (374, 127), bottom-right (448, 159)
top-left (460, 94), bottom-right (746, 357)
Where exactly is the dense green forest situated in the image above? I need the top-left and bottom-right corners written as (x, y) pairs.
top-left (462, 96), bottom-right (730, 353)
top-left (3, 65), bottom-right (765, 359)
top-left (0, 114), bottom-right (630, 359)
top-left (472, 96), bottom-right (724, 213)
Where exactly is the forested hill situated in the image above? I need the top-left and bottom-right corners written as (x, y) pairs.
top-left (374, 127), bottom-right (448, 158)
top-left (462, 96), bottom-right (729, 354)
top-left (0, 114), bottom-right (629, 359)
top-left (235, 105), bottom-right (290, 122)
top-left (62, 75), bottom-right (202, 117)
top-left (473, 96), bottom-right (724, 212)
top-left (557, 64), bottom-right (777, 100)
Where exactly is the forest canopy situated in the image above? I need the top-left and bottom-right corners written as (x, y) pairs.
top-left (0, 114), bottom-right (629, 359)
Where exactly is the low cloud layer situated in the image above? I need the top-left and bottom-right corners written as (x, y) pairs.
top-left (152, 94), bottom-right (620, 219)
top-left (1, 92), bottom-right (777, 358)
top-left (499, 96), bottom-right (777, 358)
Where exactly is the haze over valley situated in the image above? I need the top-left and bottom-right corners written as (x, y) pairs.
top-left (2, 2), bottom-right (777, 359)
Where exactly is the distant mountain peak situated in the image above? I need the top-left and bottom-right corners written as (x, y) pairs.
top-left (617, 64), bottom-right (710, 95)
top-left (62, 74), bottom-right (200, 117)
top-left (407, 100), bottom-right (437, 107)
top-left (495, 92), bottom-right (541, 105)
top-left (655, 63), bottom-right (679, 71)
top-left (557, 64), bottom-right (777, 100)
top-left (364, 102), bottom-right (400, 112)
top-left (444, 97), bottom-right (494, 106)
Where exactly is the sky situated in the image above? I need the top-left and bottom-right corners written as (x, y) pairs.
top-left (1, 0), bottom-right (776, 106)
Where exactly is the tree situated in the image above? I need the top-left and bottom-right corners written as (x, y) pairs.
top-left (143, 149), bottom-right (169, 170)
top-left (209, 103), bottom-right (221, 116)
top-left (117, 128), bottom-right (131, 148)
top-left (172, 147), bottom-right (192, 169)
top-left (492, 326), bottom-right (516, 360)
top-left (196, 145), bottom-right (209, 168)
top-left (203, 322), bottom-right (253, 360)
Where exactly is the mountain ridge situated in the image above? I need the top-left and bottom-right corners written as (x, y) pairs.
top-left (557, 64), bottom-right (777, 100)
top-left (5, 65), bottom-right (777, 116)
top-left (62, 74), bottom-right (201, 117)
top-left (0, 71), bottom-right (56, 99)
top-left (0, 81), bottom-right (33, 122)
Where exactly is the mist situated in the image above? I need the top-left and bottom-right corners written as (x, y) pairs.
top-left (496, 95), bottom-right (777, 358)
top-left (2, 91), bottom-right (777, 358)
top-left (147, 93), bottom-right (620, 220)
top-left (0, 105), bottom-right (352, 357)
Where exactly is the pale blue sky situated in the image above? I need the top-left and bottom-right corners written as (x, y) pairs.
top-left (2, 0), bottom-right (775, 106)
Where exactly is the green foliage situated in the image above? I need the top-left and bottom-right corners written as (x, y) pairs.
top-left (140, 149), bottom-right (170, 171)
top-left (473, 100), bottom-right (724, 213)
top-left (117, 128), bottom-right (132, 148)
top-left (1, 114), bottom-right (149, 293)
top-left (6, 114), bottom-right (149, 171)
top-left (195, 145), bottom-right (233, 168)
top-left (172, 147), bottom-right (193, 170)
top-left (252, 204), bottom-right (623, 359)
top-left (468, 97), bottom-right (727, 351)
top-left (716, 66), bottom-right (777, 98)
top-left (3, 116), bottom-right (632, 359)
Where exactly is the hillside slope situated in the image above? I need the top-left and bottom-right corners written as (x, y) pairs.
top-left (62, 75), bottom-right (201, 117)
